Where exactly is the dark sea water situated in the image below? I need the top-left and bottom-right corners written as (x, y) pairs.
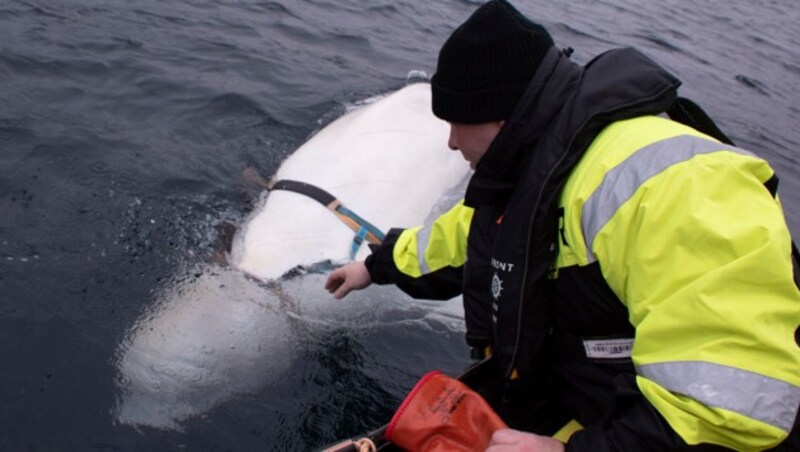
top-left (1, 0), bottom-right (798, 450)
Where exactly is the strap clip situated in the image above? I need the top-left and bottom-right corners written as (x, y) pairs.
top-left (350, 226), bottom-right (371, 260)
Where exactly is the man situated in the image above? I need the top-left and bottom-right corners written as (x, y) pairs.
top-left (325, 0), bottom-right (800, 450)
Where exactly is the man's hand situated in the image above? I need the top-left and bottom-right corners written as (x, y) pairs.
top-left (486, 429), bottom-right (565, 452)
top-left (324, 261), bottom-right (372, 299)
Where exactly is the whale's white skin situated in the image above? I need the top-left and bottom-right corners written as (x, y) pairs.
top-left (231, 83), bottom-right (470, 280)
top-left (114, 265), bottom-right (295, 430)
top-left (114, 83), bottom-right (471, 430)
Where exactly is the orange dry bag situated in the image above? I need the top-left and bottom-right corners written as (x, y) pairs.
top-left (384, 370), bottom-right (507, 451)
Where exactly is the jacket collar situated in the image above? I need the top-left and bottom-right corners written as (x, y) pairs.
top-left (464, 47), bottom-right (681, 208)
top-left (465, 47), bottom-right (579, 207)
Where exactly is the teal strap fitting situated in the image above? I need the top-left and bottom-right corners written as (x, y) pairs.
top-left (350, 226), bottom-right (370, 260)
top-left (337, 206), bottom-right (386, 242)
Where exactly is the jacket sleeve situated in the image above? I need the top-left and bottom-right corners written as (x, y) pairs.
top-left (579, 149), bottom-right (800, 450)
top-left (565, 375), bottom-right (706, 451)
top-left (364, 200), bottom-right (473, 300)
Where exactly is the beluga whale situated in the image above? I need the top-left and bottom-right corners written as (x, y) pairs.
top-left (113, 83), bottom-right (472, 430)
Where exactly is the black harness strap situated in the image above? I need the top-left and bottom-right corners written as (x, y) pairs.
top-left (244, 167), bottom-right (387, 254)
top-left (268, 179), bottom-right (338, 208)
top-left (267, 179), bottom-right (386, 249)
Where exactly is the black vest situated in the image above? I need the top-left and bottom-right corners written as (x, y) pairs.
top-left (461, 47), bottom-right (681, 380)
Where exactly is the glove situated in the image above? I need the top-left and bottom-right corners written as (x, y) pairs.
top-left (385, 370), bottom-right (507, 451)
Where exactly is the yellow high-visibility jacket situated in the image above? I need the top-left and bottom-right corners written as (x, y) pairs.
top-left (369, 116), bottom-right (800, 450)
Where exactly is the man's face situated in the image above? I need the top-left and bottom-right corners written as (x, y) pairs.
top-left (447, 121), bottom-right (504, 170)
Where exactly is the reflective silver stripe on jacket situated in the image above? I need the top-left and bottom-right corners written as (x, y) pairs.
top-left (582, 135), bottom-right (755, 263)
top-left (638, 361), bottom-right (800, 431)
top-left (416, 224), bottom-right (434, 275)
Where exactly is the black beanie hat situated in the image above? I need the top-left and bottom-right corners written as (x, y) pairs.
top-left (431, 0), bottom-right (555, 124)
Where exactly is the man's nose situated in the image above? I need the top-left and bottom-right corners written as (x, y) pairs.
top-left (448, 126), bottom-right (458, 150)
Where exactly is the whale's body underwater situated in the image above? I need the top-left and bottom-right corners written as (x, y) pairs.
top-left (114, 83), bottom-right (472, 429)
